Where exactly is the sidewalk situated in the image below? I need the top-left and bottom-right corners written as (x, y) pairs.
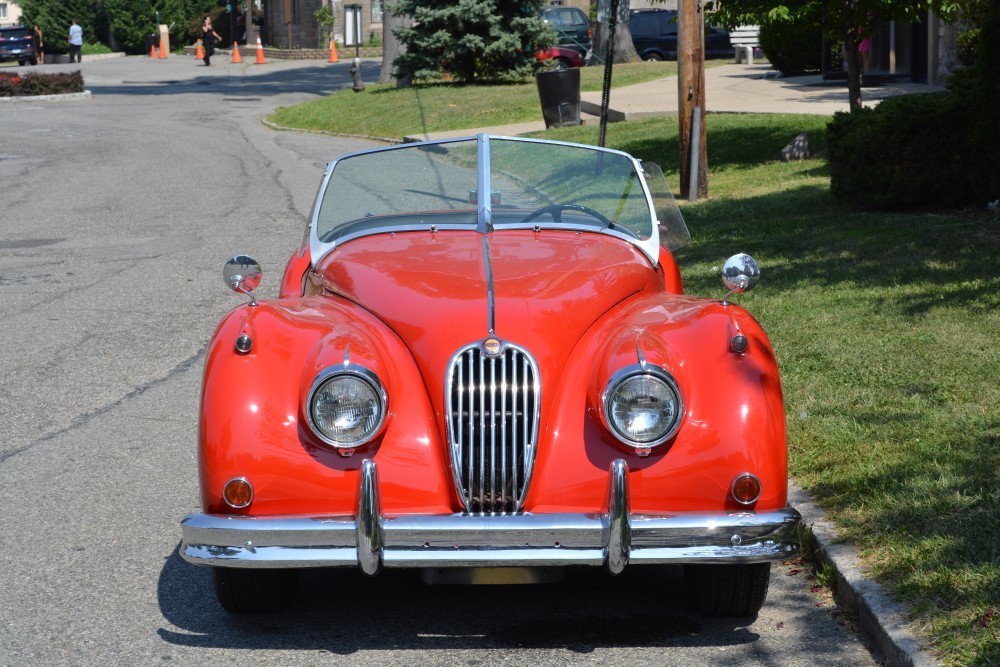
top-left (405, 63), bottom-right (943, 141)
top-left (582, 62), bottom-right (943, 118)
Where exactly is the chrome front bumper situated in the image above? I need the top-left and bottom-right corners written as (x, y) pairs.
top-left (180, 459), bottom-right (801, 574)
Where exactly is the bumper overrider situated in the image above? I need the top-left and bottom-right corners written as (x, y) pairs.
top-left (180, 459), bottom-right (801, 574)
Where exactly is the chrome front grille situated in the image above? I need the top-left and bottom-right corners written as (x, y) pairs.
top-left (446, 342), bottom-right (540, 515)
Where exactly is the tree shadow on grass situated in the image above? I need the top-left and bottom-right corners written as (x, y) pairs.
top-left (674, 183), bottom-right (999, 317)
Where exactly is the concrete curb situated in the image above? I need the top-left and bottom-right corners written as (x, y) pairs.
top-left (0, 90), bottom-right (91, 103)
top-left (790, 482), bottom-right (939, 667)
top-left (44, 52), bottom-right (126, 64)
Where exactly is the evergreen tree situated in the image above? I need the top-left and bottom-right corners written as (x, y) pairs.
top-left (19, 0), bottom-right (96, 55)
top-left (19, 0), bottom-right (222, 55)
top-left (104, 0), bottom-right (223, 54)
top-left (392, 0), bottom-right (555, 83)
top-left (102, 0), bottom-right (158, 52)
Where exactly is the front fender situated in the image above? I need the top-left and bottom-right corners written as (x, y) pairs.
top-left (198, 296), bottom-right (453, 517)
top-left (526, 294), bottom-right (787, 514)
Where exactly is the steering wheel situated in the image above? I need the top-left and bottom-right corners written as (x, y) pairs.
top-left (521, 203), bottom-right (614, 227)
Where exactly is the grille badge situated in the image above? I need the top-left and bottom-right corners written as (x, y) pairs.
top-left (482, 337), bottom-right (503, 358)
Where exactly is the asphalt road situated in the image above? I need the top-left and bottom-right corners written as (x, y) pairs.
top-left (1, 55), bottom-right (879, 665)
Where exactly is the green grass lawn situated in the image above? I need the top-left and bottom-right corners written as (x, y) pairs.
top-left (266, 61), bottom-right (679, 137)
top-left (271, 84), bottom-right (1000, 665)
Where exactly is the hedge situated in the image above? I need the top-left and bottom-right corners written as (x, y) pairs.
top-left (0, 71), bottom-right (85, 97)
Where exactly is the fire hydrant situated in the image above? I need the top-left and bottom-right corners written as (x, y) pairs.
top-left (350, 57), bottom-right (365, 92)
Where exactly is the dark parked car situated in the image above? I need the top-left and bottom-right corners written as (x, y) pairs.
top-left (0, 26), bottom-right (38, 66)
top-left (629, 9), bottom-right (732, 61)
top-left (542, 6), bottom-right (592, 55)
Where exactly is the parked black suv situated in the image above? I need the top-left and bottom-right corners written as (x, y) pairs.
top-left (0, 26), bottom-right (38, 66)
top-left (629, 9), bottom-right (732, 61)
top-left (542, 6), bottom-right (592, 55)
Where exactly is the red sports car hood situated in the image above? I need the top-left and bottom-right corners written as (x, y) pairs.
top-left (313, 230), bottom-right (656, 384)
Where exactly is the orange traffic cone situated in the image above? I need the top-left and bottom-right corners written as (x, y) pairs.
top-left (231, 42), bottom-right (242, 63)
top-left (328, 39), bottom-right (339, 63)
top-left (255, 36), bottom-right (266, 64)
top-left (150, 44), bottom-right (158, 58)
top-left (159, 42), bottom-right (167, 58)
top-left (195, 40), bottom-right (204, 60)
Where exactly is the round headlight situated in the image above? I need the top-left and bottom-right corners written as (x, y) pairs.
top-left (307, 368), bottom-right (386, 448)
top-left (603, 368), bottom-right (682, 448)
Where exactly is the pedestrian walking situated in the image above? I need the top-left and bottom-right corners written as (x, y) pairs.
top-left (68, 19), bottom-right (83, 63)
top-left (201, 17), bottom-right (222, 66)
top-left (33, 25), bottom-right (44, 64)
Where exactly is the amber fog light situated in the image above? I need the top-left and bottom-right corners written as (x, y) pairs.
top-left (223, 477), bottom-right (253, 509)
top-left (731, 473), bottom-right (761, 505)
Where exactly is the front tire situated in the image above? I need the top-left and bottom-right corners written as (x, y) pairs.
top-left (212, 567), bottom-right (299, 614)
top-left (684, 563), bottom-right (771, 617)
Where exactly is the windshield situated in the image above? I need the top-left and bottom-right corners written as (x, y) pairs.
top-left (311, 135), bottom-right (689, 265)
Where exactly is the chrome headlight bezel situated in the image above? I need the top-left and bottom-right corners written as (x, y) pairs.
top-left (305, 365), bottom-right (388, 449)
top-left (601, 364), bottom-right (683, 449)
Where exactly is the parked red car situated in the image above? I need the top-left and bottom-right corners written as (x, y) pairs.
top-left (535, 45), bottom-right (587, 70)
top-left (180, 135), bottom-right (801, 616)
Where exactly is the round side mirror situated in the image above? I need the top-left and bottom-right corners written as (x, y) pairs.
top-left (223, 255), bottom-right (262, 300)
top-left (721, 253), bottom-right (760, 294)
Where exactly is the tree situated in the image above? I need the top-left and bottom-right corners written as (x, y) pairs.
top-left (593, 0), bottom-right (638, 64)
top-left (20, 0), bottom-right (223, 55)
top-left (968, 0), bottom-right (999, 200)
top-left (315, 3), bottom-right (335, 45)
top-left (392, 0), bottom-right (555, 83)
top-left (379, 1), bottom-right (412, 85)
top-left (19, 0), bottom-right (96, 55)
top-left (712, 0), bottom-right (970, 111)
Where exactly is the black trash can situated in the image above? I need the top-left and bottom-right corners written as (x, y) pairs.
top-left (536, 68), bottom-right (581, 128)
top-left (145, 34), bottom-right (160, 54)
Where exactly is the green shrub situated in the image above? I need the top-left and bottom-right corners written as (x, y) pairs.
top-left (968, 0), bottom-right (1000, 202)
top-left (759, 16), bottom-right (825, 75)
top-left (826, 92), bottom-right (975, 210)
top-left (82, 42), bottom-right (113, 55)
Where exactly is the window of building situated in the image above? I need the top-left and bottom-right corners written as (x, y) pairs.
top-left (371, 0), bottom-right (383, 24)
top-left (0, 4), bottom-right (8, 20)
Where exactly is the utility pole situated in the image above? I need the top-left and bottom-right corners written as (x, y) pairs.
top-left (677, 0), bottom-right (707, 200)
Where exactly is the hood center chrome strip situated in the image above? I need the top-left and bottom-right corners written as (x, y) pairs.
top-left (482, 235), bottom-right (496, 335)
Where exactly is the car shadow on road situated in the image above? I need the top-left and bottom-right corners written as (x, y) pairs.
top-left (156, 545), bottom-right (762, 654)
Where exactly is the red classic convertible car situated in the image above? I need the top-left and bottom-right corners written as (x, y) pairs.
top-left (180, 135), bottom-right (801, 616)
